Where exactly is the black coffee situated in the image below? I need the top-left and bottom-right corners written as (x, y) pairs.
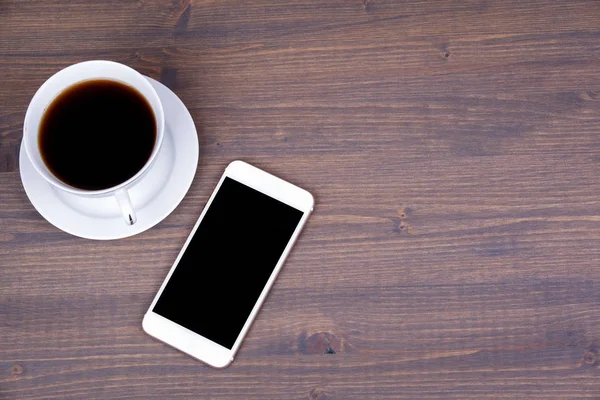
top-left (39, 79), bottom-right (156, 190)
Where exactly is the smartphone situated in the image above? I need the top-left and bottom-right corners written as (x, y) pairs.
top-left (142, 160), bottom-right (314, 368)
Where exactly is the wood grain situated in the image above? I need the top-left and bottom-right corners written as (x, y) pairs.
top-left (2, 0), bottom-right (600, 398)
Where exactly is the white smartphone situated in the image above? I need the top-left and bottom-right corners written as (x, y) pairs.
top-left (143, 160), bottom-right (314, 368)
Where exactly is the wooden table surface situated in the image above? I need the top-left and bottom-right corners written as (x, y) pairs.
top-left (2, 1), bottom-right (600, 399)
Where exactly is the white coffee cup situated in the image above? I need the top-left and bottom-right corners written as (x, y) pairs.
top-left (23, 60), bottom-right (165, 226)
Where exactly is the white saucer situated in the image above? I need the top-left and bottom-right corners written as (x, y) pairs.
top-left (19, 77), bottom-right (199, 240)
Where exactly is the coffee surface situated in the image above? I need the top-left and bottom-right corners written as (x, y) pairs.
top-left (39, 79), bottom-right (156, 190)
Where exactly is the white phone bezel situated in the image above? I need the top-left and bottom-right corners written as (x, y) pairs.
top-left (142, 160), bottom-right (314, 368)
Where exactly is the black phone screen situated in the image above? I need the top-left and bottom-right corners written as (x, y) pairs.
top-left (153, 177), bottom-right (304, 349)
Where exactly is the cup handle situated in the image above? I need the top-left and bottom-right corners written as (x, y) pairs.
top-left (115, 189), bottom-right (137, 225)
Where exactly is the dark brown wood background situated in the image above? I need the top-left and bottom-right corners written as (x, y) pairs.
top-left (2, 0), bottom-right (600, 398)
